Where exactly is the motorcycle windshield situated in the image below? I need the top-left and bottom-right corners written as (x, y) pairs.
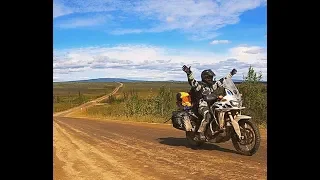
top-left (222, 76), bottom-right (242, 106)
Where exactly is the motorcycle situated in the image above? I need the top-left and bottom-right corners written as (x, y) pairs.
top-left (170, 72), bottom-right (261, 156)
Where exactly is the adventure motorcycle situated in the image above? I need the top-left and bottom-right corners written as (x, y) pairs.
top-left (170, 72), bottom-right (261, 156)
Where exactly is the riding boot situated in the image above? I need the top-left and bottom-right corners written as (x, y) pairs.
top-left (196, 121), bottom-right (208, 141)
top-left (196, 111), bottom-right (211, 141)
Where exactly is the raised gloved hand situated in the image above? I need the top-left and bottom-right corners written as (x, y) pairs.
top-left (182, 65), bottom-right (192, 75)
top-left (231, 68), bottom-right (237, 75)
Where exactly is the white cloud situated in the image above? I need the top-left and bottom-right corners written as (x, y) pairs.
top-left (210, 40), bottom-right (231, 45)
top-left (53, 0), bottom-right (267, 40)
top-left (53, 76), bottom-right (60, 82)
top-left (53, 0), bottom-right (123, 19)
top-left (189, 32), bottom-right (220, 41)
top-left (166, 17), bottom-right (175, 22)
top-left (53, 44), bottom-right (267, 81)
top-left (120, 0), bottom-right (266, 40)
top-left (243, 46), bottom-right (266, 54)
top-left (53, 1), bottom-right (73, 19)
top-left (55, 15), bottom-right (112, 29)
top-left (228, 45), bottom-right (266, 64)
top-left (109, 29), bottom-right (144, 35)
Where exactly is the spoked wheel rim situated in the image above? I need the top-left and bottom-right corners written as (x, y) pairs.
top-left (237, 122), bottom-right (256, 152)
top-left (231, 119), bottom-right (261, 156)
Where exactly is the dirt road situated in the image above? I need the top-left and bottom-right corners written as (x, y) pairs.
top-left (53, 82), bottom-right (123, 118)
top-left (53, 82), bottom-right (267, 180)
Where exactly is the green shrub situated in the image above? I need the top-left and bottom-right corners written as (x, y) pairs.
top-left (237, 66), bottom-right (267, 126)
top-left (96, 66), bottom-right (267, 126)
top-left (53, 82), bottom-right (117, 112)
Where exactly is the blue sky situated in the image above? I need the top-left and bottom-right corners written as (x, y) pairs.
top-left (53, 0), bottom-right (267, 82)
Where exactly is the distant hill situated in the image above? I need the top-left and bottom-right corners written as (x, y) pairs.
top-left (67, 78), bottom-right (141, 83)
top-left (56, 78), bottom-right (267, 84)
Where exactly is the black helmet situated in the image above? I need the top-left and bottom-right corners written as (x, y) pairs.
top-left (201, 69), bottom-right (215, 84)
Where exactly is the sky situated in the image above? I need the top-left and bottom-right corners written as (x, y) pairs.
top-left (53, 0), bottom-right (267, 82)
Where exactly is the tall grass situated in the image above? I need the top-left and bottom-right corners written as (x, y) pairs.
top-left (86, 83), bottom-right (266, 125)
top-left (53, 82), bottom-right (117, 112)
top-left (88, 86), bottom-right (176, 119)
top-left (84, 67), bottom-right (267, 126)
top-left (237, 66), bottom-right (267, 126)
top-left (238, 82), bottom-right (267, 126)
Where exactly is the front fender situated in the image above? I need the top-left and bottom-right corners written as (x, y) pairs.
top-left (234, 115), bottom-right (251, 122)
top-left (229, 115), bottom-right (251, 139)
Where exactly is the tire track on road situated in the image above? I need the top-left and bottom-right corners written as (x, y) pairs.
top-left (55, 118), bottom-right (266, 180)
top-left (54, 120), bottom-right (148, 180)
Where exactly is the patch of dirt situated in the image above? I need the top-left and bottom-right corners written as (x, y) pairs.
top-left (54, 117), bottom-right (267, 180)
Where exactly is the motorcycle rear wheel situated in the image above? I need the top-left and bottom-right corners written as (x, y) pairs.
top-left (231, 119), bottom-right (261, 156)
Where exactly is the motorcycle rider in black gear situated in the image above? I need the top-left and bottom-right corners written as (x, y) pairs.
top-left (182, 65), bottom-right (237, 141)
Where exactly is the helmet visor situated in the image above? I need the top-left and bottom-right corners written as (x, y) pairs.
top-left (203, 75), bottom-right (213, 83)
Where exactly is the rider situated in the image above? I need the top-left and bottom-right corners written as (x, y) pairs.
top-left (182, 65), bottom-right (237, 141)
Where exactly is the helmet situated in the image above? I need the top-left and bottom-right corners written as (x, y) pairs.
top-left (201, 69), bottom-right (215, 84)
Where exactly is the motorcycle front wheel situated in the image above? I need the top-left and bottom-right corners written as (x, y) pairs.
top-left (231, 119), bottom-right (261, 156)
